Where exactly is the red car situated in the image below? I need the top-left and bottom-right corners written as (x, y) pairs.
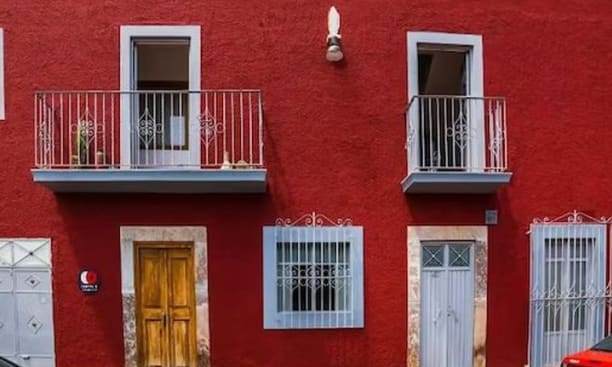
top-left (562, 336), bottom-right (612, 366)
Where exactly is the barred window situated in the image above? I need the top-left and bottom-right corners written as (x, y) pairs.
top-left (543, 238), bottom-right (593, 333)
top-left (263, 222), bottom-right (363, 329)
top-left (529, 217), bottom-right (607, 367)
top-left (276, 242), bottom-right (350, 313)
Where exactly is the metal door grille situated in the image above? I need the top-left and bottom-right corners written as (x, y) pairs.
top-left (529, 211), bottom-right (612, 367)
top-left (263, 212), bottom-right (364, 329)
top-left (0, 239), bottom-right (55, 367)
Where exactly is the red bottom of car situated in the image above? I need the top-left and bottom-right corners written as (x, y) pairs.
top-left (562, 336), bottom-right (612, 366)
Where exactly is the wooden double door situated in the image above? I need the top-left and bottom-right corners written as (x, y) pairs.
top-left (135, 243), bottom-right (197, 367)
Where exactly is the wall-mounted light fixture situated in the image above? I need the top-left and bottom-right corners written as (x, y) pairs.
top-left (326, 6), bottom-right (343, 62)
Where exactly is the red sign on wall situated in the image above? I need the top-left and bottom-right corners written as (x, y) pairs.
top-left (79, 269), bottom-right (100, 294)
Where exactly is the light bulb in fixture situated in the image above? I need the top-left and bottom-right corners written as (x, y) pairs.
top-left (326, 6), bottom-right (343, 62)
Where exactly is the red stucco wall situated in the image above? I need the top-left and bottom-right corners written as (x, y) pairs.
top-left (1, 1), bottom-right (612, 366)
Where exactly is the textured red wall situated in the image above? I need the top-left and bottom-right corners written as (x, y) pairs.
top-left (1, 1), bottom-right (612, 366)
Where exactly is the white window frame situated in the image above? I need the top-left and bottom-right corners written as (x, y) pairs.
top-left (529, 222), bottom-right (607, 367)
top-left (263, 226), bottom-right (364, 329)
top-left (406, 31), bottom-right (484, 171)
top-left (0, 28), bottom-right (5, 120)
top-left (119, 25), bottom-right (201, 168)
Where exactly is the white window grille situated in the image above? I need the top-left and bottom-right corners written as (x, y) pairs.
top-left (263, 212), bottom-right (364, 329)
top-left (529, 211), bottom-right (611, 367)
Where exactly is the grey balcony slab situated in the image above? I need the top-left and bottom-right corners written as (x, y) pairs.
top-left (401, 171), bottom-right (512, 194)
top-left (31, 168), bottom-right (267, 193)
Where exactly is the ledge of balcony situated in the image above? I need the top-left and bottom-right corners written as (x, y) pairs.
top-left (31, 168), bottom-right (267, 193)
top-left (401, 171), bottom-right (512, 194)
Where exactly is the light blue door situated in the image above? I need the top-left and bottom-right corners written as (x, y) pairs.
top-left (421, 243), bottom-right (474, 367)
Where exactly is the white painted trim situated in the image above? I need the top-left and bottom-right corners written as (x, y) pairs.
top-left (406, 31), bottom-right (485, 171)
top-left (407, 32), bottom-right (483, 99)
top-left (262, 226), bottom-right (364, 329)
top-left (119, 25), bottom-right (201, 167)
top-left (0, 28), bottom-right (5, 120)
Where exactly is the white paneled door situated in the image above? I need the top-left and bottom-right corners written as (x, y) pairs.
top-left (421, 243), bottom-right (474, 367)
top-left (0, 239), bottom-right (54, 367)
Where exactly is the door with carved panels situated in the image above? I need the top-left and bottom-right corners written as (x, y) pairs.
top-left (0, 239), bottom-right (55, 367)
top-left (135, 243), bottom-right (196, 367)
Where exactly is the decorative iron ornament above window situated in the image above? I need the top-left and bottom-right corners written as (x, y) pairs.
top-left (275, 211), bottom-right (353, 227)
top-left (263, 212), bottom-right (364, 329)
top-left (529, 210), bottom-right (612, 231)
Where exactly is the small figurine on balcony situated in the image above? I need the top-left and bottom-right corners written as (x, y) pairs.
top-left (221, 151), bottom-right (232, 170)
top-left (95, 150), bottom-right (107, 168)
top-left (235, 159), bottom-right (249, 169)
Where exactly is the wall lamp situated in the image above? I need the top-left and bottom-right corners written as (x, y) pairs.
top-left (326, 6), bottom-right (343, 62)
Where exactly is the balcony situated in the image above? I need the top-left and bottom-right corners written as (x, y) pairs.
top-left (402, 95), bottom-right (512, 194)
top-left (32, 90), bottom-right (266, 193)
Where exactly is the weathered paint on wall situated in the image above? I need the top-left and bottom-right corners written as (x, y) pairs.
top-left (1, 1), bottom-right (612, 366)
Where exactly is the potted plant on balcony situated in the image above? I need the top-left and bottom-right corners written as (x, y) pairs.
top-left (70, 120), bottom-right (90, 168)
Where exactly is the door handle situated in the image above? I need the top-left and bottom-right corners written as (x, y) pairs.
top-left (20, 355), bottom-right (31, 360)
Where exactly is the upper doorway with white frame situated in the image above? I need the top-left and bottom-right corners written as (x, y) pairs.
top-left (407, 32), bottom-right (484, 172)
top-left (120, 26), bottom-right (201, 168)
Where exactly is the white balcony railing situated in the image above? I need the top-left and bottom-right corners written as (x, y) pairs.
top-left (34, 90), bottom-right (264, 170)
top-left (406, 95), bottom-right (507, 174)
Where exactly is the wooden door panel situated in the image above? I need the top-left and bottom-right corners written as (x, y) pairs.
top-left (143, 319), bottom-right (165, 367)
top-left (137, 248), bottom-right (168, 367)
top-left (167, 248), bottom-right (195, 367)
top-left (169, 320), bottom-right (190, 367)
top-left (141, 251), bottom-right (164, 309)
top-left (168, 253), bottom-right (190, 308)
top-left (137, 244), bottom-right (196, 367)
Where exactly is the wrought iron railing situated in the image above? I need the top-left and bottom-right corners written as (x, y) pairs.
top-left (406, 95), bottom-right (507, 174)
top-left (34, 90), bottom-right (264, 169)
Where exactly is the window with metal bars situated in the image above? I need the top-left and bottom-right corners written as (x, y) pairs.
top-left (276, 242), bottom-right (350, 313)
top-left (543, 238), bottom-right (592, 333)
top-left (529, 219), bottom-right (608, 367)
top-left (263, 226), bottom-right (364, 329)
